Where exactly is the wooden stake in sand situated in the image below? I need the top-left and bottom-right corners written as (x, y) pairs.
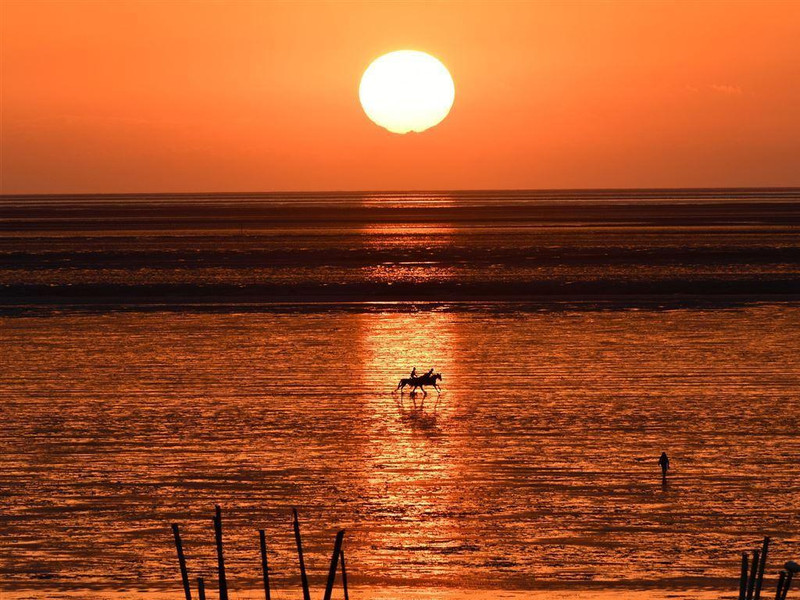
top-left (171, 523), bottom-right (192, 600)
top-left (748, 550), bottom-right (761, 600)
top-left (781, 567), bottom-right (795, 600)
top-left (323, 530), bottom-right (345, 600)
top-left (775, 572), bottom-right (786, 600)
top-left (755, 537), bottom-right (770, 600)
top-left (259, 529), bottom-right (271, 600)
top-left (293, 508), bottom-right (311, 600)
top-left (340, 549), bottom-right (350, 600)
top-left (213, 505), bottom-right (229, 600)
top-left (197, 577), bottom-right (206, 600)
top-left (740, 553), bottom-right (750, 600)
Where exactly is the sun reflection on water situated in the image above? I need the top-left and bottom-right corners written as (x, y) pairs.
top-left (358, 193), bottom-right (458, 209)
top-left (357, 219), bottom-right (459, 286)
top-left (354, 310), bottom-right (474, 579)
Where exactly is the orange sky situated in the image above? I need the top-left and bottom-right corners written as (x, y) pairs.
top-left (2, 0), bottom-right (799, 193)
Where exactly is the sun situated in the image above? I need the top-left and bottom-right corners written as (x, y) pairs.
top-left (359, 50), bottom-right (455, 134)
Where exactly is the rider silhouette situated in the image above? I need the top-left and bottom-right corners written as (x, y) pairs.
top-left (410, 367), bottom-right (417, 379)
top-left (427, 368), bottom-right (434, 377)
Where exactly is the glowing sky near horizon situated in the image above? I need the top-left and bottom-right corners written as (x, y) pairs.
top-left (1, 0), bottom-right (799, 193)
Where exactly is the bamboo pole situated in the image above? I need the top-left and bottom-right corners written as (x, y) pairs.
top-left (172, 523), bottom-right (192, 600)
top-left (213, 505), bottom-right (229, 600)
top-left (340, 548), bottom-right (350, 600)
top-left (293, 508), bottom-right (311, 600)
top-left (323, 530), bottom-right (345, 600)
top-left (775, 572), bottom-right (786, 600)
top-left (748, 550), bottom-right (761, 600)
top-left (198, 577), bottom-right (206, 600)
top-left (755, 537), bottom-right (770, 600)
top-left (260, 529), bottom-right (271, 600)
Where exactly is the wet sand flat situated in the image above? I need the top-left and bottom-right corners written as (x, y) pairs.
top-left (1, 306), bottom-right (798, 596)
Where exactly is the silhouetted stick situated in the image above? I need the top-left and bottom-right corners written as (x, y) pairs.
top-left (782, 570), bottom-right (794, 600)
top-left (340, 549), bottom-right (349, 600)
top-left (741, 553), bottom-right (750, 600)
top-left (172, 523), bottom-right (192, 600)
top-left (748, 550), bottom-right (761, 600)
top-left (775, 572), bottom-right (786, 600)
top-left (293, 508), bottom-right (311, 600)
top-left (323, 530), bottom-right (345, 600)
top-left (259, 529), bottom-right (271, 600)
top-left (755, 537), bottom-right (770, 600)
top-left (197, 577), bottom-right (206, 600)
top-left (213, 505), bottom-right (229, 600)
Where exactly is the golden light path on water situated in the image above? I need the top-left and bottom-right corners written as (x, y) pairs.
top-left (358, 217), bottom-right (459, 287)
top-left (358, 311), bottom-right (464, 580)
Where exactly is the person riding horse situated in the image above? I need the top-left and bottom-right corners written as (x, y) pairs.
top-left (395, 367), bottom-right (442, 395)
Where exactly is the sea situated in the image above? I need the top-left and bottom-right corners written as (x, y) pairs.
top-left (1, 189), bottom-right (798, 600)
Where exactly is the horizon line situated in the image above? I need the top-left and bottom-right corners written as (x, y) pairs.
top-left (2, 186), bottom-right (800, 199)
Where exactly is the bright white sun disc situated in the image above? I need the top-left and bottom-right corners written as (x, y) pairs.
top-left (359, 50), bottom-right (455, 134)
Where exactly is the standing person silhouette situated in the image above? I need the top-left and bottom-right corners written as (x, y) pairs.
top-left (659, 452), bottom-right (670, 483)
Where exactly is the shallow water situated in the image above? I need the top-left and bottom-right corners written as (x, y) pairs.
top-left (2, 189), bottom-right (799, 305)
top-left (1, 304), bottom-right (798, 597)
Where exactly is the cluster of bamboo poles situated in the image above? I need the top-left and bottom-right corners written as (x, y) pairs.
top-left (738, 537), bottom-right (796, 600)
top-left (172, 505), bottom-right (349, 600)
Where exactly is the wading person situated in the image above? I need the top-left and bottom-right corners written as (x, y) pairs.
top-left (659, 451), bottom-right (670, 482)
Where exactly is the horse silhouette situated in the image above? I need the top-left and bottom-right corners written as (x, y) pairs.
top-left (395, 372), bottom-right (442, 395)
